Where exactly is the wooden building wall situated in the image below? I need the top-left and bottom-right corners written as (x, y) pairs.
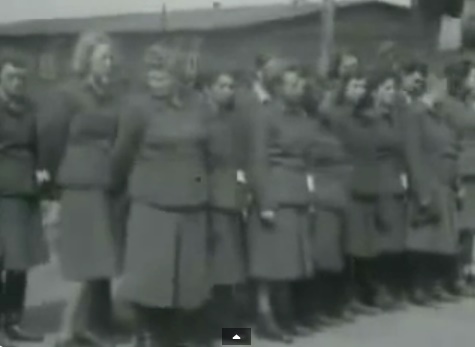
top-left (0, 3), bottom-right (423, 93)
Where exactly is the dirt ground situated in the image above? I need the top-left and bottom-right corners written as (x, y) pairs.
top-left (21, 253), bottom-right (475, 347)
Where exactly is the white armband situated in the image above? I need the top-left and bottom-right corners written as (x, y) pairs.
top-left (307, 174), bottom-right (315, 193)
top-left (237, 170), bottom-right (247, 184)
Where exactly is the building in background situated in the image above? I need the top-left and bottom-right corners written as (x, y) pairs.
top-left (0, 0), bottom-right (416, 91)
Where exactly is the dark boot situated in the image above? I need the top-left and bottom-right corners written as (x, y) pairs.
top-left (373, 285), bottom-right (399, 311)
top-left (322, 272), bottom-right (355, 324)
top-left (410, 287), bottom-right (433, 306)
top-left (274, 284), bottom-right (313, 338)
top-left (3, 311), bottom-right (44, 343)
top-left (73, 330), bottom-right (115, 347)
top-left (255, 311), bottom-right (293, 344)
top-left (54, 336), bottom-right (83, 347)
top-left (451, 280), bottom-right (475, 298)
top-left (3, 271), bottom-right (44, 343)
top-left (430, 283), bottom-right (460, 303)
top-left (133, 332), bottom-right (161, 347)
top-left (345, 257), bottom-right (380, 316)
top-left (348, 298), bottom-right (381, 315)
top-left (0, 330), bottom-right (16, 347)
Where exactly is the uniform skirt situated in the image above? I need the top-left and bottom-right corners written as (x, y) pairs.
top-left (248, 206), bottom-right (314, 281)
top-left (209, 209), bottom-right (247, 285)
top-left (407, 184), bottom-right (458, 255)
top-left (347, 194), bottom-right (406, 258)
top-left (57, 189), bottom-right (123, 281)
top-left (117, 202), bottom-right (211, 309)
top-left (311, 207), bottom-right (346, 272)
top-left (0, 197), bottom-right (49, 270)
top-left (458, 177), bottom-right (475, 232)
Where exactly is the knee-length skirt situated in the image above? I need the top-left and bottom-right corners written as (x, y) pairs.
top-left (0, 197), bottom-right (49, 270)
top-left (248, 206), bottom-right (314, 281)
top-left (458, 177), bottom-right (475, 232)
top-left (209, 209), bottom-right (247, 285)
top-left (57, 189), bottom-right (123, 281)
top-left (347, 195), bottom-right (406, 258)
top-left (407, 184), bottom-right (458, 255)
top-left (117, 202), bottom-right (211, 309)
top-left (311, 207), bottom-right (345, 272)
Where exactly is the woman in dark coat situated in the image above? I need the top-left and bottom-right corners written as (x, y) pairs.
top-left (248, 64), bottom-right (315, 343)
top-left (393, 61), bottom-right (431, 306)
top-left (440, 60), bottom-right (475, 296)
top-left (114, 43), bottom-right (213, 347)
top-left (200, 70), bottom-right (249, 338)
top-left (302, 72), bottom-right (370, 325)
top-left (319, 51), bottom-right (360, 115)
top-left (0, 49), bottom-right (49, 347)
top-left (339, 70), bottom-right (407, 311)
top-left (316, 72), bottom-right (382, 317)
top-left (39, 32), bottom-right (122, 347)
top-left (404, 77), bottom-right (462, 303)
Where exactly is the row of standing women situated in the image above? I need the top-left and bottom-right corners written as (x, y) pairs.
top-left (1, 30), bottom-right (475, 347)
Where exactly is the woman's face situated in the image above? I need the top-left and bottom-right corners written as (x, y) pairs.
top-left (374, 78), bottom-right (396, 107)
top-left (90, 43), bottom-right (113, 83)
top-left (147, 69), bottom-right (174, 98)
top-left (402, 71), bottom-right (425, 95)
top-left (465, 68), bottom-right (475, 94)
top-left (281, 71), bottom-right (305, 104)
top-left (211, 74), bottom-right (235, 107)
top-left (345, 78), bottom-right (366, 103)
top-left (338, 55), bottom-right (358, 78)
top-left (0, 63), bottom-right (27, 98)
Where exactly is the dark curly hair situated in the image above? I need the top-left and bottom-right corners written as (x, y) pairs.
top-left (401, 60), bottom-right (429, 78)
top-left (328, 50), bottom-right (358, 80)
top-left (445, 59), bottom-right (473, 100)
top-left (354, 68), bottom-right (398, 117)
top-left (334, 70), bottom-right (367, 106)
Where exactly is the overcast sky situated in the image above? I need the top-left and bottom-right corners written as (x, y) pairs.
top-left (0, 0), bottom-right (410, 24)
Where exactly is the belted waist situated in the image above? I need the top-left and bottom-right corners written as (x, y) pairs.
top-left (68, 139), bottom-right (113, 151)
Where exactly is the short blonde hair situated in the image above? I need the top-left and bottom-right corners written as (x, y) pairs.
top-left (71, 31), bottom-right (113, 77)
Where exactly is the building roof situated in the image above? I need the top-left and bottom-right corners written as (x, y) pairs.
top-left (0, 0), bottom-right (409, 36)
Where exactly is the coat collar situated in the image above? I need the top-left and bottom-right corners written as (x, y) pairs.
top-left (83, 76), bottom-right (114, 102)
top-left (0, 89), bottom-right (31, 116)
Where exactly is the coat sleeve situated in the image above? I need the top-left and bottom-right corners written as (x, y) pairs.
top-left (403, 107), bottom-right (432, 205)
top-left (235, 91), bottom-right (257, 173)
top-left (111, 97), bottom-right (148, 191)
top-left (248, 104), bottom-right (276, 212)
top-left (318, 90), bottom-right (336, 120)
top-left (37, 87), bottom-right (76, 181)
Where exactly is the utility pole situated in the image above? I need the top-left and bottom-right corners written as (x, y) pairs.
top-left (318, 0), bottom-right (335, 78)
top-left (161, 3), bottom-right (168, 32)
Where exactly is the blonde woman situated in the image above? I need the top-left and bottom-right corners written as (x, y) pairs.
top-left (39, 31), bottom-right (124, 347)
top-left (114, 43), bottom-right (214, 347)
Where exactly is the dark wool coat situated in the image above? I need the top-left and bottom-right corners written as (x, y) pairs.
top-left (339, 109), bottom-right (407, 257)
top-left (308, 117), bottom-right (352, 271)
top-left (444, 96), bottom-right (475, 232)
top-left (247, 100), bottom-right (315, 280)
top-left (404, 100), bottom-right (460, 255)
top-left (206, 99), bottom-right (249, 285)
top-left (0, 96), bottom-right (48, 270)
top-left (38, 81), bottom-right (122, 280)
top-left (115, 92), bottom-right (212, 309)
